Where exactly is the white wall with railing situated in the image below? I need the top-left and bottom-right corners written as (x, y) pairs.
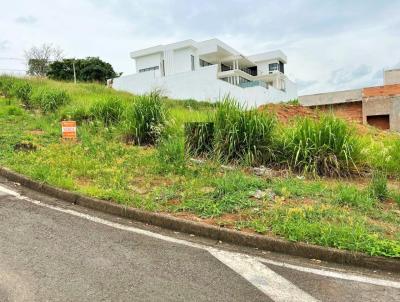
top-left (112, 64), bottom-right (297, 108)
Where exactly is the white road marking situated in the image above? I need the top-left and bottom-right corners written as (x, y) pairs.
top-left (1, 184), bottom-right (400, 295)
top-left (209, 249), bottom-right (318, 302)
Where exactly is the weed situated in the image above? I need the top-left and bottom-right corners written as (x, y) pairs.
top-left (369, 171), bottom-right (388, 201)
top-left (178, 171), bottom-right (265, 217)
top-left (156, 135), bottom-right (186, 174)
top-left (214, 97), bottom-right (276, 165)
top-left (283, 115), bottom-right (360, 176)
top-left (334, 184), bottom-right (375, 209)
top-left (89, 96), bottom-right (125, 126)
top-left (282, 99), bottom-right (300, 106)
top-left (254, 205), bottom-right (400, 257)
top-left (184, 122), bottom-right (214, 157)
top-left (13, 80), bottom-right (32, 107)
top-left (31, 87), bottom-right (70, 113)
top-left (7, 106), bottom-right (24, 116)
top-left (124, 92), bottom-right (166, 145)
top-left (0, 75), bottom-right (15, 98)
top-left (60, 106), bottom-right (91, 124)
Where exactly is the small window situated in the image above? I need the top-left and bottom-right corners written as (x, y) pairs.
top-left (199, 59), bottom-right (212, 67)
top-left (279, 61), bottom-right (284, 74)
top-left (139, 66), bottom-right (159, 73)
top-left (269, 63), bottom-right (278, 73)
top-left (191, 55), bottom-right (195, 71)
top-left (160, 60), bottom-right (165, 76)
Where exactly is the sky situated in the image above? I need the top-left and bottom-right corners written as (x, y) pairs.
top-left (1, 0), bottom-right (399, 95)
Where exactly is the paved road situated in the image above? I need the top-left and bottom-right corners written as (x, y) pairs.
top-left (0, 177), bottom-right (399, 301)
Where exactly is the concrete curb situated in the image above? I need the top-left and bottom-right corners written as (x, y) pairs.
top-left (1, 166), bottom-right (399, 273)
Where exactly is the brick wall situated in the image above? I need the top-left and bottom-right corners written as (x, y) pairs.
top-left (311, 101), bottom-right (363, 123)
top-left (363, 84), bottom-right (400, 97)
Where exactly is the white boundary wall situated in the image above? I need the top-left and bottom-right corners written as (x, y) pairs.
top-left (113, 65), bottom-right (297, 108)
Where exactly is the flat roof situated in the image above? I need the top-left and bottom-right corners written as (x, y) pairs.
top-left (247, 50), bottom-right (287, 64)
top-left (130, 38), bottom-right (287, 64)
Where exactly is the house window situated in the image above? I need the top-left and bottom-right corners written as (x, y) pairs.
top-left (139, 66), bottom-right (159, 73)
top-left (199, 59), bottom-right (212, 67)
top-left (160, 60), bottom-right (165, 76)
top-left (269, 63), bottom-right (278, 73)
top-left (221, 63), bottom-right (231, 72)
top-left (191, 55), bottom-right (195, 71)
top-left (279, 61), bottom-right (285, 74)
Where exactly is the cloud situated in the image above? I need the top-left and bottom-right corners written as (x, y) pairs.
top-left (0, 40), bottom-right (10, 51)
top-left (296, 79), bottom-right (318, 91)
top-left (15, 15), bottom-right (37, 25)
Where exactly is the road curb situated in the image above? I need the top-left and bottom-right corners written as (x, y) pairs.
top-left (1, 166), bottom-right (399, 273)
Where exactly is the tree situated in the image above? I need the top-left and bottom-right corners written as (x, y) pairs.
top-left (25, 44), bottom-right (63, 76)
top-left (47, 57), bottom-right (119, 83)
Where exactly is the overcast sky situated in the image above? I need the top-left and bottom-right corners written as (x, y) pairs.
top-left (1, 0), bottom-right (399, 95)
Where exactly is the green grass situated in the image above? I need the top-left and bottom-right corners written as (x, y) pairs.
top-left (213, 97), bottom-right (276, 165)
top-left (0, 76), bottom-right (399, 257)
top-left (281, 115), bottom-right (360, 176)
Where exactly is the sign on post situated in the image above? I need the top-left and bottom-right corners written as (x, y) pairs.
top-left (61, 121), bottom-right (77, 140)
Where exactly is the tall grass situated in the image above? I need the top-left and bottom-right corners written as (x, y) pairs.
top-left (361, 134), bottom-right (400, 176)
top-left (282, 115), bottom-right (360, 176)
top-left (31, 87), bottom-right (70, 113)
top-left (213, 98), bottom-right (276, 165)
top-left (0, 75), bottom-right (15, 98)
top-left (123, 92), bottom-right (166, 145)
top-left (89, 96), bottom-right (125, 126)
top-left (13, 81), bottom-right (32, 107)
top-left (184, 122), bottom-right (214, 157)
top-left (369, 170), bottom-right (388, 201)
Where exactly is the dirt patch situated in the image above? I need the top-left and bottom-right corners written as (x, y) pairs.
top-left (259, 104), bottom-right (317, 123)
top-left (75, 177), bottom-right (94, 187)
top-left (173, 212), bottom-right (249, 229)
top-left (259, 103), bottom-right (376, 135)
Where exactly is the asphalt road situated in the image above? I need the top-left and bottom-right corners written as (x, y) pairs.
top-left (0, 177), bottom-right (399, 301)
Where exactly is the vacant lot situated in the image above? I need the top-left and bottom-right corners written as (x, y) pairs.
top-left (0, 76), bottom-right (399, 257)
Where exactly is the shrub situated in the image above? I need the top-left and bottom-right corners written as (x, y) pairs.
top-left (124, 92), bottom-right (166, 145)
top-left (156, 135), bottom-right (186, 174)
top-left (7, 106), bottom-right (24, 116)
top-left (59, 106), bottom-right (91, 124)
top-left (0, 75), bottom-right (15, 98)
top-left (31, 87), bottom-right (70, 113)
top-left (283, 115), bottom-right (360, 176)
top-left (89, 97), bottom-right (125, 126)
top-left (184, 122), bottom-right (214, 157)
top-left (213, 98), bottom-right (276, 165)
top-left (13, 81), bottom-right (32, 107)
top-left (369, 171), bottom-right (388, 201)
top-left (361, 136), bottom-right (400, 176)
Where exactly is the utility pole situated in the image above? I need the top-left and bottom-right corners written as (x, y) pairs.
top-left (73, 59), bottom-right (77, 84)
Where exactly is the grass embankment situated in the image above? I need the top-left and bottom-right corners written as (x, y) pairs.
top-left (0, 76), bottom-right (399, 257)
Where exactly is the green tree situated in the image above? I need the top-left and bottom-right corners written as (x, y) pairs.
top-left (47, 57), bottom-right (120, 83)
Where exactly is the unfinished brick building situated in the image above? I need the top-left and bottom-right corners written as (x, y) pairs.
top-left (299, 68), bottom-right (400, 131)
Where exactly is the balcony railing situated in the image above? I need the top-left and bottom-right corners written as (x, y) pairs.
top-left (239, 80), bottom-right (267, 89)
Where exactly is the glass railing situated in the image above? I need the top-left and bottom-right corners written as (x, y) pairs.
top-left (239, 80), bottom-right (267, 89)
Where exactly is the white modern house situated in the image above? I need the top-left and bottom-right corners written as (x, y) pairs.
top-left (112, 39), bottom-right (297, 107)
